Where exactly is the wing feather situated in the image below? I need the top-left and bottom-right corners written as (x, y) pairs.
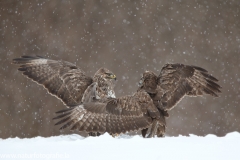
top-left (54, 91), bottom-right (160, 134)
top-left (157, 63), bottom-right (222, 110)
top-left (13, 55), bottom-right (93, 105)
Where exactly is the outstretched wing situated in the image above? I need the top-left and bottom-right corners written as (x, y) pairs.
top-left (54, 90), bottom-right (160, 134)
top-left (157, 63), bottom-right (221, 110)
top-left (13, 55), bottom-right (93, 105)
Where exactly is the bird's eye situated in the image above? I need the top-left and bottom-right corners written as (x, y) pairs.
top-left (105, 73), bottom-right (116, 79)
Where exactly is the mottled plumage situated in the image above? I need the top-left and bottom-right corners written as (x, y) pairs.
top-left (138, 63), bottom-right (222, 137)
top-left (12, 56), bottom-right (116, 106)
top-left (13, 55), bottom-right (117, 137)
top-left (54, 90), bottom-right (162, 135)
top-left (13, 56), bottom-right (221, 138)
top-left (54, 63), bottom-right (221, 138)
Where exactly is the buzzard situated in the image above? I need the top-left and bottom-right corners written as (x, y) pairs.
top-left (54, 63), bottom-right (221, 137)
top-left (13, 55), bottom-right (117, 136)
top-left (13, 56), bottom-right (221, 138)
top-left (12, 55), bottom-right (117, 105)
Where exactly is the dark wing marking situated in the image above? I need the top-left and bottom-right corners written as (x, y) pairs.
top-left (13, 55), bottom-right (93, 105)
top-left (54, 90), bottom-right (160, 134)
top-left (157, 63), bottom-right (222, 110)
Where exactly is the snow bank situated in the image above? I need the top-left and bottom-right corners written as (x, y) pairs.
top-left (0, 132), bottom-right (240, 160)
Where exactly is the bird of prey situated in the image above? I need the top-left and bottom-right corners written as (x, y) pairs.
top-left (13, 55), bottom-right (117, 105)
top-left (54, 63), bottom-right (221, 137)
top-left (13, 55), bottom-right (117, 136)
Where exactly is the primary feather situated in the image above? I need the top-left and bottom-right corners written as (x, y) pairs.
top-left (138, 63), bottom-right (221, 137)
top-left (13, 57), bottom-right (221, 138)
top-left (13, 56), bottom-right (116, 105)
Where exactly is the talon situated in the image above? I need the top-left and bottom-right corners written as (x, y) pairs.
top-left (111, 133), bottom-right (119, 137)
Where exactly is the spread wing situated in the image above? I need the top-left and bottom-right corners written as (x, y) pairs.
top-left (157, 63), bottom-right (221, 110)
top-left (53, 91), bottom-right (160, 134)
top-left (12, 55), bottom-right (93, 105)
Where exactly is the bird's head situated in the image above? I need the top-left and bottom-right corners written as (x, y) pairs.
top-left (93, 68), bottom-right (117, 83)
top-left (138, 71), bottom-right (158, 94)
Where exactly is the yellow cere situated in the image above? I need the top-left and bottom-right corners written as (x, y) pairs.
top-left (110, 74), bottom-right (116, 79)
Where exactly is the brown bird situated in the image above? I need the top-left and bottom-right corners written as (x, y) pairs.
top-left (54, 63), bottom-right (221, 137)
top-left (13, 55), bottom-right (117, 136)
top-left (13, 55), bottom-right (117, 105)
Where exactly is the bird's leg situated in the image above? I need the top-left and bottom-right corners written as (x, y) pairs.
top-left (147, 119), bottom-right (158, 138)
top-left (141, 128), bottom-right (148, 138)
top-left (156, 124), bottom-right (165, 137)
top-left (111, 133), bottom-right (119, 137)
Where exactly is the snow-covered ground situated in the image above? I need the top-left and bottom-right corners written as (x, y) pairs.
top-left (0, 132), bottom-right (240, 160)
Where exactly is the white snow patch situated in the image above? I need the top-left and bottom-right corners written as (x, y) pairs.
top-left (0, 132), bottom-right (239, 160)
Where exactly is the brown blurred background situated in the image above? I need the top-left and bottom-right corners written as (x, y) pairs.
top-left (0, 0), bottom-right (239, 138)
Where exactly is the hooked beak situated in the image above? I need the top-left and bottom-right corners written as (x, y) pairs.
top-left (110, 74), bottom-right (117, 80)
